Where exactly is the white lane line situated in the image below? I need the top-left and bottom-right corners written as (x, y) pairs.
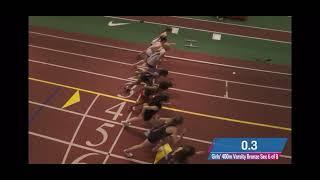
top-left (104, 16), bottom-right (291, 44)
top-left (169, 53), bottom-right (291, 76)
top-left (29, 131), bottom-right (70, 145)
top-left (170, 16), bottom-right (292, 33)
top-left (29, 31), bottom-right (292, 75)
top-left (104, 93), bottom-right (141, 164)
top-left (102, 113), bottom-right (130, 164)
top-left (227, 96), bottom-right (291, 109)
top-left (29, 100), bottom-right (138, 129)
top-left (29, 44), bottom-right (291, 91)
top-left (29, 59), bottom-right (291, 108)
top-left (29, 100), bottom-right (213, 148)
top-left (179, 135), bottom-right (212, 144)
top-left (29, 131), bottom-right (151, 163)
top-left (29, 45), bottom-right (133, 66)
top-left (29, 100), bottom-right (292, 159)
top-left (29, 131), bottom-right (108, 155)
top-left (279, 154), bottom-right (292, 159)
top-left (71, 144), bottom-right (108, 155)
top-left (109, 154), bottom-right (151, 164)
top-left (170, 71), bottom-right (291, 91)
top-left (170, 87), bottom-right (291, 109)
top-left (29, 100), bottom-right (84, 116)
top-left (225, 81), bottom-right (229, 98)
top-left (30, 31), bottom-right (140, 52)
top-left (30, 99), bottom-right (291, 153)
top-left (30, 126), bottom-right (292, 161)
top-left (29, 59), bottom-right (131, 82)
top-left (61, 95), bottom-right (100, 164)
top-left (29, 131), bottom-right (292, 161)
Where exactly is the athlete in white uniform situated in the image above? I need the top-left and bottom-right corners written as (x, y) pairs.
top-left (150, 27), bottom-right (172, 45)
top-left (135, 37), bottom-right (167, 66)
top-left (151, 32), bottom-right (167, 45)
top-left (146, 48), bottom-right (166, 68)
top-left (138, 42), bottom-right (170, 72)
top-left (145, 41), bottom-right (162, 57)
top-left (135, 27), bottom-right (175, 64)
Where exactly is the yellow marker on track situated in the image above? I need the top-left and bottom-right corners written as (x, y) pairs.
top-left (62, 90), bottom-right (80, 108)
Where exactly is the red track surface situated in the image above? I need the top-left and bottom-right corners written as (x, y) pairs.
top-left (28, 26), bottom-right (291, 164)
top-left (114, 16), bottom-right (291, 43)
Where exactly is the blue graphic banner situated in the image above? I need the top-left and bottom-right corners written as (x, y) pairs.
top-left (208, 138), bottom-right (288, 160)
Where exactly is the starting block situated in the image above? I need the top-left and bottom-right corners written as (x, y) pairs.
top-left (184, 39), bottom-right (199, 48)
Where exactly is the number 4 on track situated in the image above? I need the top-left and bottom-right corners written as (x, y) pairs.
top-left (105, 102), bottom-right (126, 120)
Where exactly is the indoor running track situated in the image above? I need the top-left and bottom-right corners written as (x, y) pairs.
top-left (28, 26), bottom-right (291, 164)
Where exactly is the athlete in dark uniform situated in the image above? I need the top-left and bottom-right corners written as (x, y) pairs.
top-left (129, 80), bottom-right (172, 112)
top-left (134, 67), bottom-right (168, 83)
top-left (123, 68), bottom-right (169, 94)
top-left (123, 116), bottom-right (185, 158)
top-left (121, 93), bottom-right (169, 127)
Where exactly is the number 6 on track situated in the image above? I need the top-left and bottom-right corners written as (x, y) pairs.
top-left (71, 152), bottom-right (101, 164)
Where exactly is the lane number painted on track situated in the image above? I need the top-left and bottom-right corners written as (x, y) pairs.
top-left (105, 102), bottom-right (127, 120)
top-left (71, 152), bottom-right (101, 164)
top-left (86, 123), bottom-right (115, 147)
top-left (117, 76), bottom-right (138, 98)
